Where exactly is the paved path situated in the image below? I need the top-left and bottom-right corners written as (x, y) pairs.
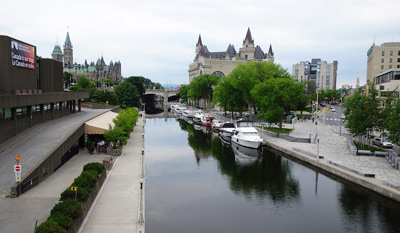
top-left (79, 114), bottom-right (145, 233)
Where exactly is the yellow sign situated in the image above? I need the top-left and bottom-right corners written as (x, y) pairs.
top-left (71, 186), bottom-right (77, 191)
top-left (325, 108), bottom-right (328, 114)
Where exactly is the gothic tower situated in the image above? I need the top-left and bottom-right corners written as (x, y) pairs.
top-left (63, 32), bottom-right (73, 68)
top-left (51, 43), bottom-right (64, 63)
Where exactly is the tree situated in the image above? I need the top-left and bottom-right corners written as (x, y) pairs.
top-left (114, 81), bottom-right (140, 107)
top-left (189, 74), bottom-right (220, 109)
top-left (229, 61), bottom-right (291, 119)
top-left (212, 77), bottom-right (247, 116)
top-left (124, 76), bottom-right (146, 98)
top-left (63, 72), bottom-right (73, 89)
top-left (386, 95), bottom-right (400, 145)
top-left (177, 85), bottom-right (189, 103)
top-left (343, 82), bottom-right (379, 146)
top-left (252, 77), bottom-right (304, 134)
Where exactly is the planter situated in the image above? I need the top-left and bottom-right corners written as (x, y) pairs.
top-left (107, 148), bottom-right (122, 156)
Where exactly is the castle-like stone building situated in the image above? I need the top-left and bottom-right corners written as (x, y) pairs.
top-left (188, 28), bottom-right (274, 83)
top-left (51, 32), bottom-right (123, 84)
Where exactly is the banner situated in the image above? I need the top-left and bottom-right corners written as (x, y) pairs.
top-left (11, 40), bottom-right (35, 70)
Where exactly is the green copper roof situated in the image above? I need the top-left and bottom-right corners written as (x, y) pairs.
top-left (65, 32), bottom-right (71, 45)
top-left (51, 45), bottom-right (63, 55)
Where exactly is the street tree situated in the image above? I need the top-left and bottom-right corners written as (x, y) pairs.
top-left (212, 77), bottom-right (247, 116)
top-left (189, 74), bottom-right (220, 109)
top-left (252, 77), bottom-right (304, 134)
top-left (230, 61), bottom-right (291, 119)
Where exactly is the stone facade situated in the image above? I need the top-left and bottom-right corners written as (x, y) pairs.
top-left (188, 28), bottom-right (274, 83)
top-left (51, 32), bottom-right (123, 84)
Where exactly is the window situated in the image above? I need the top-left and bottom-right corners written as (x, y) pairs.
top-left (398, 58), bottom-right (400, 62)
top-left (389, 65), bottom-right (392, 69)
top-left (382, 51), bottom-right (385, 56)
top-left (381, 58), bottom-right (384, 63)
top-left (398, 51), bottom-right (400, 56)
top-left (390, 58), bottom-right (392, 63)
top-left (245, 55), bottom-right (248, 60)
top-left (390, 51), bottom-right (393, 56)
top-left (381, 65), bottom-right (384, 69)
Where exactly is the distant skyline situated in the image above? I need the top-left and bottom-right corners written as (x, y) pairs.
top-left (1, 0), bottom-right (399, 88)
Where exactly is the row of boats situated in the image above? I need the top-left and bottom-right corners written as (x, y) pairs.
top-left (171, 105), bottom-right (264, 149)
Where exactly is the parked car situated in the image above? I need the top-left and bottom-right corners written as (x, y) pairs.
top-left (341, 113), bottom-right (345, 119)
top-left (372, 138), bottom-right (393, 148)
top-left (331, 108), bottom-right (336, 112)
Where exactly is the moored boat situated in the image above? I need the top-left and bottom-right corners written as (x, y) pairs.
top-left (193, 111), bottom-right (203, 125)
top-left (231, 121), bottom-right (263, 149)
top-left (201, 114), bottom-right (214, 127)
top-left (218, 122), bottom-right (236, 141)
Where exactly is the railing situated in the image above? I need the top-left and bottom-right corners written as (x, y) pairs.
top-left (138, 116), bottom-right (145, 233)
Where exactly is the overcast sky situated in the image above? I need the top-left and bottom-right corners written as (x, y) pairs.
top-left (1, 0), bottom-right (399, 88)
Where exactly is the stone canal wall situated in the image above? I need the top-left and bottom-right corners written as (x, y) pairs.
top-left (258, 131), bottom-right (400, 203)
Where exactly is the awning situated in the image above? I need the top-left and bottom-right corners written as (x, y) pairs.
top-left (85, 111), bottom-right (118, 134)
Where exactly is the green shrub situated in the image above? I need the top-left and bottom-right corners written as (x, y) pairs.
top-left (35, 219), bottom-right (66, 233)
top-left (83, 162), bottom-right (105, 175)
top-left (51, 199), bottom-right (82, 219)
top-left (60, 186), bottom-right (90, 202)
top-left (73, 170), bottom-right (99, 189)
top-left (47, 212), bottom-right (72, 230)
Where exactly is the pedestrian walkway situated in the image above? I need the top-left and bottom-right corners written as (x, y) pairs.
top-left (79, 113), bottom-right (145, 233)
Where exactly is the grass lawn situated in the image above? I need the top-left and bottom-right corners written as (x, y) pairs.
top-left (353, 141), bottom-right (386, 152)
top-left (258, 126), bottom-right (293, 134)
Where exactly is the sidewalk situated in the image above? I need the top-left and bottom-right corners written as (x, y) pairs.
top-left (79, 113), bottom-right (145, 233)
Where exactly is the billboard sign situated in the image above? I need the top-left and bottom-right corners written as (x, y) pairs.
top-left (11, 40), bottom-right (35, 70)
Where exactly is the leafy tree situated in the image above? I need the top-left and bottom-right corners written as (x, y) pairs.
top-left (91, 90), bottom-right (118, 105)
top-left (343, 81), bottom-right (380, 146)
top-left (69, 75), bottom-right (95, 91)
top-left (189, 74), bottom-right (220, 109)
top-left (114, 81), bottom-right (140, 107)
top-left (177, 85), bottom-right (189, 103)
top-left (125, 76), bottom-right (146, 98)
top-left (386, 95), bottom-right (400, 145)
top-left (154, 83), bottom-right (164, 90)
top-left (212, 77), bottom-right (247, 116)
top-left (252, 77), bottom-right (304, 134)
top-left (230, 61), bottom-right (291, 119)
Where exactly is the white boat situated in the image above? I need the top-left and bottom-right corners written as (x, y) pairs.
top-left (170, 104), bottom-right (180, 113)
top-left (192, 111), bottom-right (203, 125)
top-left (218, 122), bottom-right (236, 141)
top-left (231, 121), bottom-right (263, 149)
top-left (182, 109), bottom-right (194, 123)
top-left (201, 114), bottom-right (214, 127)
top-left (211, 119), bottom-right (223, 131)
top-left (175, 106), bottom-right (187, 116)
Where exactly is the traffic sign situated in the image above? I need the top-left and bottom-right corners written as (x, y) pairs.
top-left (15, 171), bottom-right (21, 182)
top-left (14, 165), bottom-right (21, 173)
top-left (71, 186), bottom-right (77, 191)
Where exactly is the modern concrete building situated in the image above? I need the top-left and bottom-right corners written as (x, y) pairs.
top-left (292, 59), bottom-right (338, 90)
top-left (188, 28), bottom-right (274, 83)
top-left (367, 42), bottom-right (400, 84)
top-left (374, 69), bottom-right (400, 97)
top-left (0, 35), bottom-right (88, 144)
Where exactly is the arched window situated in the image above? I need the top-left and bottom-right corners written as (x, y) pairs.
top-left (212, 71), bottom-right (225, 77)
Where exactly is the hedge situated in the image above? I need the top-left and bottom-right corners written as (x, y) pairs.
top-left (35, 162), bottom-right (105, 233)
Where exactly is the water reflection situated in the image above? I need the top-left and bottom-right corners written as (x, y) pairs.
top-left (178, 119), bottom-right (300, 203)
top-left (147, 118), bottom-right (400, 233)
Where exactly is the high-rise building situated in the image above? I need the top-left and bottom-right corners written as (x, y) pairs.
top-left (188, 28), bottom-right (274, 83)
top-left (366, 42), bottom-right (400, 84)
top-left (292, 59), bottom-right (338, 90)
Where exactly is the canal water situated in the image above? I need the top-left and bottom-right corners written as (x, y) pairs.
top-left (145, 118), bottom-right (400, 233)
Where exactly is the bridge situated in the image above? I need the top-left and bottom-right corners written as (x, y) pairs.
top-left (145, 89), bottom-right (179, 103)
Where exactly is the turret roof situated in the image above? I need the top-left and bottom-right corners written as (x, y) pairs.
top-left (65, 32), bottom-right (72, 45)
top-left (268, 44), bottom-right (274, 56)
top-left (243, 27), bottom-right (254, 45)
top-left (196, 34), bottom-right (203, 47)
top-left (51, 45), bottom-right (63, 55)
